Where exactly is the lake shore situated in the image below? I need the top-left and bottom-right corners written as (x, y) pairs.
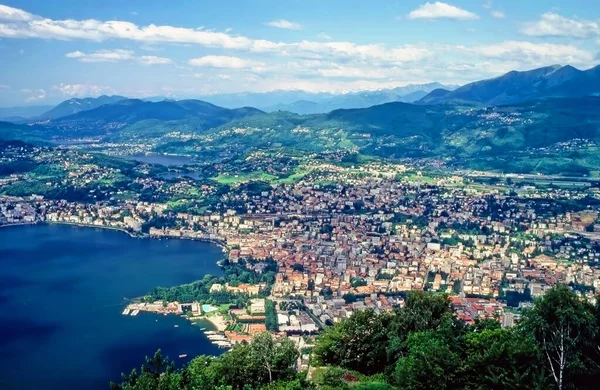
top-left (204, 314), bottom-right (228, 332)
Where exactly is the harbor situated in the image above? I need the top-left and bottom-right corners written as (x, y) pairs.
top-left (122, 301), bottom-right (232, 349)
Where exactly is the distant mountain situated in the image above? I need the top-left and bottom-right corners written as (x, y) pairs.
top-left (198, 83), bottom-right (457, 114)
top-left (260, 83), bottom-right (457, 114)
top-left (46, 99), bottom-right (264, 137)
top-left (201, 91), bottom-right (335, 111)
top-left (39, 95), bottom-right (128, 120)
top-left (0, 105), bottom-right (53, 121)
top-left (419, 65), bottom-right (600, 106)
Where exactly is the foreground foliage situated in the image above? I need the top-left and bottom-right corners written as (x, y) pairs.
top-left (114, 285), bottom-right (600, 389)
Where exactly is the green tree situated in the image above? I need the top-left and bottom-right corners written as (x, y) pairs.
top-left (251, 332), bottom-right (299, 384)
top-left (313, 309), bottom-right (392, 375)
top-left (394, 330), bottom-right (461, 390)
top-left (387, 291), bottom-right (454, 366)
top-left (463, 327), bottom-right (547, 389)
top-left (521, 284), bottom-right (598, 390)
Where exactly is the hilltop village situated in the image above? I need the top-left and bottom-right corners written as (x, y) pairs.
top-left (2, 156), bottom-right (600, 350)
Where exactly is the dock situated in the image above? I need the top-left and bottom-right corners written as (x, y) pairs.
top-left (130, 309), bottom-right (140, 316)
top-left (122, 308), bottom-right (131, 316)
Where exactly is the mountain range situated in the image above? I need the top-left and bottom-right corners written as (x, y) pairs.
top-left (419, 65), bottom-right (600, 106)
top-left (202, 83), bottom-right (457, 114)
top-left (3, 64), bottom-right (600, 175)
top-left (0, 105), bottom-right (54, 122)
top-left (38, 95), bottom-right (129, 120)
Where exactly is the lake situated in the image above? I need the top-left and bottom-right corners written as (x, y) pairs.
top-left (0, 224), bottom-right (224, 390)
top-left (124, 154), bottom-right (196, 166)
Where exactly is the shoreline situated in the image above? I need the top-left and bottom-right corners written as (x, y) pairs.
top-left (0, 220), bottom-right (228, 251)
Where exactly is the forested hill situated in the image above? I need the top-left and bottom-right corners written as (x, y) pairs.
top-left (40, 99), bottom-right (264, 137)
top-left (112, 284), bottom-right (600, 390)
top-left (5, 95), bottom-right (600, 175)
top-left (168, 96), bottom-right (600, 175)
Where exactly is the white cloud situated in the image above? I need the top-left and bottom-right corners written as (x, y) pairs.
top-left (0, 4), bottom-right (36, 22)
top-left (522, 12), bottom-right (600, 38)
top-left (407, 2), bottom-right (479, 21)
top-left (54, 83), bottom-right (114, 97)
top-left (265, 19), bottom-right (303, 30)
top-left (65, 49), bottom-right (134, 62)
top-left (0, 84), bottom-right (9, 89)
top-left (0, 5), bottom-right (428, 65)
top-left (491, 11), bottom-right (505, 19)
top-left (65, 49), bottom-right (171, 65)
top-left (22, 88), bottom-right (46, 102)
top-left (470, 41), bottom-right (594, 65)
top-left (188, 55), bottom-right (266, 70)
top-left (138, 55), bottom-right (172, 65)
top-left (317, 32), bottom-right (332, 40)
top-left (1, 4), bottom-right (598, 97)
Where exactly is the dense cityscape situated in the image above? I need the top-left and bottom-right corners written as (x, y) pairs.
top-left (4, 0), bottom-right (600, 388)
top-left (3, 150), bottom-right (600, 338)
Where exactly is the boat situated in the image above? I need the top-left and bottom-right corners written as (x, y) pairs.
top-left (174, 325), bottom-right (179, 328)
top-left (178, 354), bottom-right (187, 358)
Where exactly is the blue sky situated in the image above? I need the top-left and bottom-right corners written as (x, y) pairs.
top-left (0, 0), bottom-right (599, 105)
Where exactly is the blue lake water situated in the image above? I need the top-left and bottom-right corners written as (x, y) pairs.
top-left (0, 224), bottom-right (224, 390)
top-left (124, 154), bottom-right (196, 166)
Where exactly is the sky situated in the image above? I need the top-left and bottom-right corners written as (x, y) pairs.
top-left (0, 0), bottom-right (599, 106)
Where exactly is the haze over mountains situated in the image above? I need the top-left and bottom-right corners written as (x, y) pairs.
top-left (201, 83), bottom-right (457, 114)
top-left (0, 83), bottom-right (457, 120)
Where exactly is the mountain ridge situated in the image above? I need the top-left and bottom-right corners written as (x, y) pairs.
top-left (419, 65), bottom-right (600, 106)
top-left (39, 95), bottom-right (129, 120)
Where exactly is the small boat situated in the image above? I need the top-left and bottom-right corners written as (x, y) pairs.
top-left (174, 325), bottom-right (179, 328)
top-left (178, 354), bottom-right (187, 358)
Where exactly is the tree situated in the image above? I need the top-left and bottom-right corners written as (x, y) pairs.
top-left (313, 309), bottom-right (392, 375)
top-left (521, 284), bottom-right (598, 389)
top-left (265, 300), bottom-right (279, 332)
top-left (320, 286), bottom-right (334, 299)
top-left (463, 327), bottom-right (547, 389)
top-left (251, 332), bottom-right (299, 384)
top-left (111, 350), bottom-right (181, 390)
top-left (394, 330), bottom-right (461, 390)
top-left (387, 291), bottom-right (454, 366)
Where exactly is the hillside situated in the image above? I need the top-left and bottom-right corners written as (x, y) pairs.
top-left (419, 65), bottom-right (600, 106)
top-left (43, 99), bottom-right (264, 137)
top-left (39, 95), bottom-right (128, 119)
top-left (152, 96), bottom-right (600, 175)
top-left (0, 121), bottom-right (48, 144)
top-left (5, 92), bottom-right (600, 175)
